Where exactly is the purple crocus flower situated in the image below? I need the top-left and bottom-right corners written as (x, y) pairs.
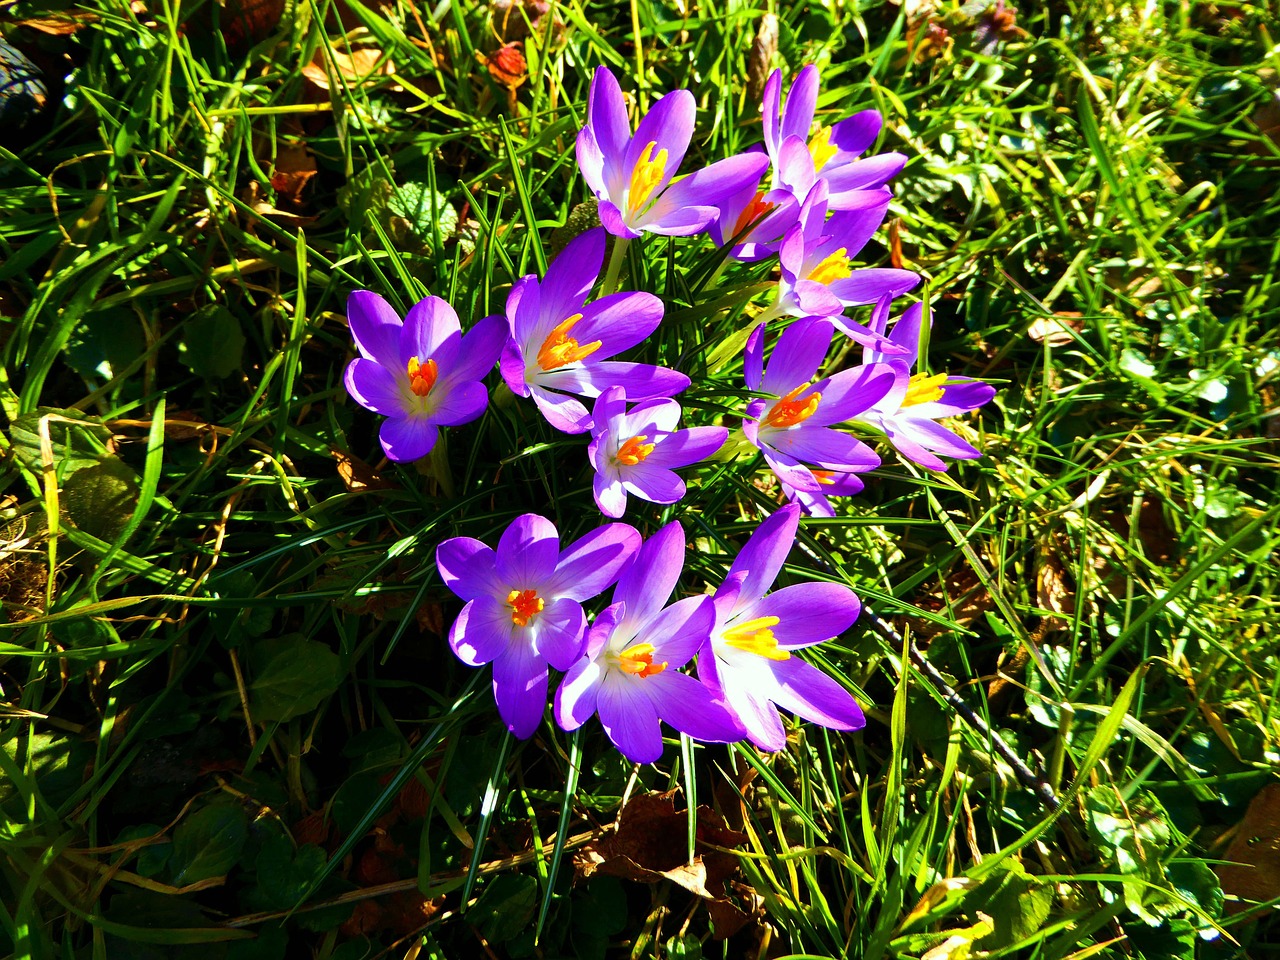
top-left (498, 228), bottom-right (690, 434)
top-left (774, 181), bottom-right (920, 349)
top-left (343, 292), bottom-right (507, 462)
top-left (555, 521), bottom-right (745, 762)
top-left (779, 467), bottom-right (867, 519)
top-left (855, 297), bottom-right (997, 470)
top-left (708, 174), bottom-right (800, 262)
top-left (701, 503), bottom-right (866, 751)
top-left (761, 65), bottom-right (907, 209)
top-left (742, 318), bottom-right (894, 498)
top-left (587, 386), bottom-right (729, 518)
top-left (436, 515), bottom-right (641, 738)
top-left (576, 66), bottom-right (769, 239)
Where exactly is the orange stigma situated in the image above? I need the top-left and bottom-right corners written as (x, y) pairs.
top-left (537, 314), bottom-right (602, 371)
top-left (616, 435), bottom-right (655, 466)
top-left (809, 247), bottom-right (851, 286)
top-left (616, 642), bottom-right (667, 678)
top-left (722, 616), bottom-right (790, 660)
top-left (406, 356), bottom-right (438, 397)
top-left (765, 385), bottom-right (822, 429)
top-left (812, 470), bottom-right (837, 485)
top-left (732, 191), bottom-right (776, 237)
top-left (506, 589), bottom-right (544, 627)
top-left (902, 372), bottom-right (948, 407)
top-left (628, 141), bottom-right (669, 213)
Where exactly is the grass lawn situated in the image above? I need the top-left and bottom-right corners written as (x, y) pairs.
top-left (1, 0), bottom-right (1278, 957)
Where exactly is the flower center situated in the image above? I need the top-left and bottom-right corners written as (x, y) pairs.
top-left (506, 589), bottom-right (544, 627)
top-left (902, 372), bottom-right (948, 407)
top-left (615, 434), bottom-right (655, 466)
top-left (812, 470), bottom-right (836, 485)
top-left (537, 314), bottom-right (602, 371)
top-left (722, 616), bottom-right (789, 660)
top-left (765, 385), bottom-right (822, 429)
top-left (628, 141), bottom-right (669, 214)
top-left (406, 356), bottom-right (439, 397)
top-left (809, 125), bottom-right (837, 171)
top-left (808, 247), bottom-right (851, 286)
top-left (615, 641), bottom-right (667, 678)
top-left (732, 190), bottom-right (776, 237)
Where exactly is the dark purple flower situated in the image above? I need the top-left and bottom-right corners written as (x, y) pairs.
top-left (555, 521), bottom-right (744, 762)
top-left (761, 65), bottom-right (907, 210)
top-left (343, 292), bottom-right (506, 462)
top-left (742, 318), bottom-right (894, 499)
top-left (701, 504), bottom-right (866, 751)
top-left (775, 181), bottom-right (920, 349)
top-left (497, 228), bottom-right (690, 434)
top-left (576, 66), bottom-right (769, 239)
top-left (856, 297), bottom-right (997, 470)
top-left (436, 515), bottom-right (641, 738)
top-left (587, 386), bottom-right (728, 518)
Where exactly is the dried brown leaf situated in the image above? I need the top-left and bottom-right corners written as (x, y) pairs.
top-left (1027, 312), bottom-right (1082, 346)
top-left (1217, 783), bottom-right (1280, 913)
top-left (301, 48), bottom-right (395, 91)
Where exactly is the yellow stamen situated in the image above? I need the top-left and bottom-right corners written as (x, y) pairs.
top-left (808, 247), bottom-right (851, 286)
top-left (732, 190), bottom-right (776, 237)
top-left (616, 434), bottom-right (655, 466)
top-left (809, 125), bottom-right (837, 171)
top-left (764, 385), bottom-right (822, 429)
top-left (902, 372), bottom-right (948, 407)
top-left (537, 314), bottom-right (602, 371)
top-left (722, 616), bottom-right (789, 660)
top-left (406, 356), bottom-right (438, 397)
top-left (616, 642), bottom-right (667, 678)
top-left (812, 470), bottom-right (837, 485)
top-left (628, 141), bottom-right (669, 214)
top-left (506, 589), bottom-right (544, 627)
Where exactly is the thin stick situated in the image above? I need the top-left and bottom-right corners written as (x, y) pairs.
top-left (861, 608), bottom-right (1061, 812)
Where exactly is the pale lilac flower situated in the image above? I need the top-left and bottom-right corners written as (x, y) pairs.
top-left (761, 65), bottom-right (907, 209)
top-left (701, 504), bottom-right (865, 751)
top-left (742, 317), bottom-right (894, 499)
top-left (576, 66), bottom-right (769, 239)
top-left (587, 386), bottom-right (728, 518)
top-left (498, 228), bottom-right (689, 434)
top-left (436, 515), bottom-right (640, 738)
top-left (856, 297), bottom-right (996, 470)
top-left (775, 181), bottom-right (920, 349)
top-left (555, 521), bottom-right (744, 762)
top-left (343, 292), bottom-right (506, 461)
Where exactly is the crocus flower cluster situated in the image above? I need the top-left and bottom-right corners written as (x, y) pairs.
top-left (438, 508), bottom-right (863, 761)
top-left (338, 61), bottom-right (999, 764)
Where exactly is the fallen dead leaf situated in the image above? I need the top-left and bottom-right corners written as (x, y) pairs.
top-left (1027, 312), bottom-right (1083, 346)
top-left (269, 140), bottom-right (318, 207)
top-left (746, 13), bottom-right (778, 100)
top-left (333, 448), bottom-right (395, 493)
top-left (13, 12), bottom-right (100, 34)
top-left (1217, 782), bottom-right (1280, 914)
top-left (302, 47), bottom-right (395, 91)
top-left (576, 791), bottom-right (745, 900)
top-left (478, 42), bottom-right (527, 88)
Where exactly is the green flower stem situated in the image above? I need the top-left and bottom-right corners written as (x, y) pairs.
top-left (601, 236), bottom-right (631, 296)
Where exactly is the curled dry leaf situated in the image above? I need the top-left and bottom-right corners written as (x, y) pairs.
top-left (746, 13), bottom-right (778, 100)
top-left (576, 791), bottom-right (751, 937)
top-left (333, 448), bottom-right (395, 493)
top-left (1027, 312), bottom-right (1083, 346)
top-left (478, 42), bottom-right (527, 88)
top-left (302, 47), bottom-right (395, 91)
